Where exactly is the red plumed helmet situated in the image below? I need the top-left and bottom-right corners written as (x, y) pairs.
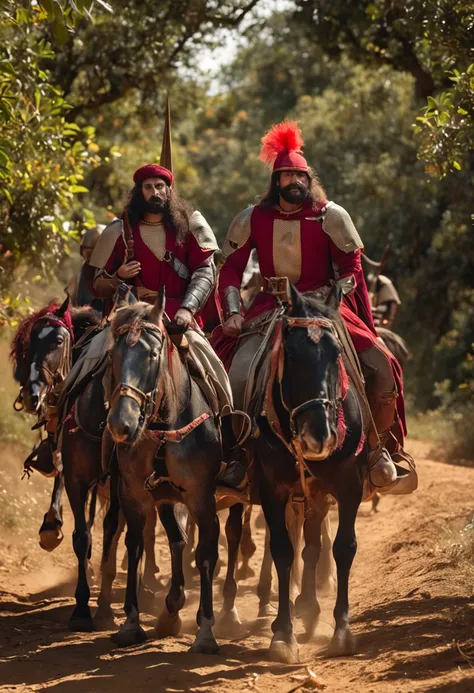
top-left (258, 121), bottom-right (308, 172)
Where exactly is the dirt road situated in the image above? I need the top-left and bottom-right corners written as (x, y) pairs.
top-left (0, 440), bottom-right (473, 692)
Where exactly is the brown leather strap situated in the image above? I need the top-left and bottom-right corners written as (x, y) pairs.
top-left (121, 212), bottom-right (135, 262)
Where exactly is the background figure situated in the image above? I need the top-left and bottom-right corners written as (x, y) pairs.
top-left (66, 226), bottom-right (106, 313)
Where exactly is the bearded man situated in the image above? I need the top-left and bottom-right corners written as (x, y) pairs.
top-left (86, 163), bottom-right (246, 488)
top-left (215, 121), bottom-right (415, 495)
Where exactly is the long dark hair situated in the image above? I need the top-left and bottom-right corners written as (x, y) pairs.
top-left (124, 182), bottom-right (194, 245)
top-left (259, 168), bottom-right (327, 210)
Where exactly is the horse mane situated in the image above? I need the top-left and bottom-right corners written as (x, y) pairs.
top-left (297, 291), bottom-right (336, 320)
top-left (70, 306), bottom-right (102, 338)
top-left (110, 302), bottom-right (187, 424)
top-left (10, 301), bottom-right (62, 369)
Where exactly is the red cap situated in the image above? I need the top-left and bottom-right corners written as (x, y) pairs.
top-left (133, 164), bottom-right (174, 187)
top-left (259, 121), bottom-right (309, 173)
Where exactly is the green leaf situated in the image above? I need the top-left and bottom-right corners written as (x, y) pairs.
top-left (70, 185), bottom-right (89, 193)
top-left (453, 161), bottom-right (461, 171)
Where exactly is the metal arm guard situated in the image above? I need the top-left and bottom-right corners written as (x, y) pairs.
top-left (180, 257), bottom-right (216, 315)
top-left (92, 269), bottom-right (122, 298)
top-left (224, 286), bottom-right (242, 318)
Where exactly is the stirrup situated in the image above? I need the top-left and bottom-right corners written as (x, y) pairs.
top-left (221, 406), bottom-right (252, 447)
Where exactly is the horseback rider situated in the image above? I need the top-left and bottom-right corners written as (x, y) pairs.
top-left (84, 110), bottom-right (246, 489)
top-left (363, 253), bottom-right (401, 332)
top-left (214, 121), bottom-right (415, 495)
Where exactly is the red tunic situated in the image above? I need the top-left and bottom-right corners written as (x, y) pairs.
top-left (101, 223), bottom-right (214, 326)
top-left (213, 201), bottom-right (406, 433)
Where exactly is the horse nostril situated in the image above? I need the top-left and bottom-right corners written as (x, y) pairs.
top-left (122, 424), bottom-right (130, 437)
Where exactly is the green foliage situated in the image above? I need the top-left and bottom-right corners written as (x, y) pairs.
top-left (0, 1), bottom-right (103, 283)
top-left (416, 64), bottom-right (474, 176)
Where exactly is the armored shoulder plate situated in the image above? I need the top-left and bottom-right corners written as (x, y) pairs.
top-left (89, 218), bottom-right (123, 269)
top-left (222, 206), bottom-right (254, 258)
top-left (189, 211), bottom-right (219, 251)
top-left (377, 275), bottom-right (401, 305)
top-left (321, 202), bottom-right (363, 253)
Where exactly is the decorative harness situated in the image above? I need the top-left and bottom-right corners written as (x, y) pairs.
top-left (14, 312), bottom-right (74, 413)
top-left (263, 313), bottom-right (350, 500)
top-left (109, 318), bottom-right (210, 452)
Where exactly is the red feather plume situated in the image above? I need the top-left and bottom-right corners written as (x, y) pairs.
top-left (258, 121), bottom-right (304, 166)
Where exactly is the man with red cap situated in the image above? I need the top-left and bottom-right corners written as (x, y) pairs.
top-left (216, 121), bottom-right (416, 495)
top-left (87, 160), bottom-right (247, 488)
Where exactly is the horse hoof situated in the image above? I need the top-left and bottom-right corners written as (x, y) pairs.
top-left (111, 625), bottom-right (147, 647)
top-left (69, 615), bottom-right (94, 632)
top-left (154, 610), bottom-right (182, 638)
top-left (258, 602), bottom-right (277, 618)
top-left (327, 628), bottom-right (356, 657)
top-left (236, 565), bottom-right (255, 581)
top-left (39, 527), bottom-right (63, 552)
top-left (189, 636), bottom-right (220, 655)
top-left (94, 607), bottom-right (116, 631)
top-left (215, 606), bottom-right (245, 639)
top-left (269, 631), bottom-right (300, 664)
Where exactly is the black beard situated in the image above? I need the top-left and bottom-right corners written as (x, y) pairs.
top-left (143, 197), bottom-right (166, 213)
top-left (279, 182), bottom-right (308, 204)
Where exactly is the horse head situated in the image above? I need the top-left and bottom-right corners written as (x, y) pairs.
top-left (107, 288), bottom-right (167, 444)
top-left (279, 283), bottom-right (344, 461)
top-left (11, 296), bottom-right (73, 413)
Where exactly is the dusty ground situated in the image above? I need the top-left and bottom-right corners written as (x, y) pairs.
top-left (0, 440), bottom-right (473, 692)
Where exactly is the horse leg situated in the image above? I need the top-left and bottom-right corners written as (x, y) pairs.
top-left (216, 503), bottom-right (244, 638)
top-left (154, 503), bottom-right (186, 638)
top-left (327, 482), bottom-right (361, 657)
top-left (262, 488), bottom-right (299, 664)
top-left (294, 496), bottom-right (329, 639)
top-left (236, 504), bottom-right (256, 580)
top-left (257, 525), bottom-right (276, 617)
top-left (94, 470), bottom-right (124, 631)
top-left (143, 505), bottom-right (161, 591)
top-left (67, 478), bottom-right (94, 632)
top-left (111, 482), bottom-right (147, 647)
top-left (39, 472), bottom-right (64, 552)
top-left (187, 493), bottom-right (220, 654)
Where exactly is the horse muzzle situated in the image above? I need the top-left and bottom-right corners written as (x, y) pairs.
top-left (107, 400), bottom-right (141, 444)
top-left (22, 381), bottom-right (45, 414)
top-left (297, 422), bottom-right (337, 461)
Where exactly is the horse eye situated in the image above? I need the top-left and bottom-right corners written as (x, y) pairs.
top-left (150, 349), bottom-right (159, 360)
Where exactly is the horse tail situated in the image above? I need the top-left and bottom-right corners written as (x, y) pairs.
top-left (316, 514), bottom-right (336, 594)
top-left (174, 502), bottom-right (189, 543)
top-left (286, 500), bottom-right (304, 602)
top-left (87, 484), bottom-right (98, 531)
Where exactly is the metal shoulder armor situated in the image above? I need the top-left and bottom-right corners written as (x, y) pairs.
top-left (321, 202), bottom-right (364, 253)
top-left (189, 211), bottom-right (219, 251)
top-left (89, 218), bottom-right (123, 269)
top-left (222, 206), bottom-right (254, 257)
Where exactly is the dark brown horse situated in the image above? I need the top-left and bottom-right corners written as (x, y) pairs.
top-left (10, 297), bottom-right (101, 550)
top-left (245, 284), bottom-right (366, 663)
top-left (104, 290), bottom-right (223, 652)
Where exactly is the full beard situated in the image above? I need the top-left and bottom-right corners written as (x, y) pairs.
top-left (143, 197), bottom-right (166, 214)
top-left (279, 182), bottom-right (309, 204)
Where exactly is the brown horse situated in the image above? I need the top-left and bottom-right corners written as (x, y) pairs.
top-left (104, 290), bottom-right (223, 652)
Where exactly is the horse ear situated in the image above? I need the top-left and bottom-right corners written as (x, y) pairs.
top-left (288, 283), bottom-right (303, 315)
top-left (55, 295), bottom-right (70, 317)
top-left (149, 286), bottom-right (166, 325)
top-left (327, 282), bottom-right (343, 311)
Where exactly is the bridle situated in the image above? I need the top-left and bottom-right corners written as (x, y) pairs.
top-left (278, 316), bottom-right (344, 440)
top-left (14, 312), bottom-right (74, 412)
top-left (109, 319), bottom-right (166, 429)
